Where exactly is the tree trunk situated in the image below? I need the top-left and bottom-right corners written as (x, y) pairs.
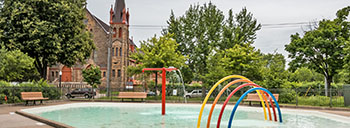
top-left (324, 76), bottom-right (332, 97)
top-left (34, 58), bottom-right (47, 79)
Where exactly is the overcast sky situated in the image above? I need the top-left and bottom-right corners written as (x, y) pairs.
top-left (86, 0), bottom-right (349, 61)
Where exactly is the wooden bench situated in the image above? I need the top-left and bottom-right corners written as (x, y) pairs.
top-left (117, 92), bottom-right (147, 102)
top-left (243, 93), bottom-right (279, 106)
top-left (21, 92), bottom-right (49, 105)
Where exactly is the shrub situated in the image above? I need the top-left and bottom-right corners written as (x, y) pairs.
top-left (279, 88), bottom-right (297, 103)
top-left (0, 80), bottom-right (60, 104)
top-left (297, 96), bottom-right (344, 107)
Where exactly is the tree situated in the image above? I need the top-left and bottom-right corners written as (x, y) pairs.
top-left (219, 44), bottom-right (262, 81)
top-left (290, 67), bottom-right (323, 82)
top-left (163, 3), bottom-right (224, 83)
top-left (163, 3), bottom-right (261, 85)
top-left (260, 52), bottom-right (289, 89)
top-left (285, 6), bottom-right (350, 96)
top-left (342, 6), bottom-right (350, 84)
top-left (82, 65), bottom-right (101, 99)
top-left (128, 34), bottom-right (186, 93)
top-left (130, 34), bottom-right (186, 69)
top-left (221, 8), bottom-right (261, 50)
top-left (0, 47), bottom-right (39, 82)
top-left (0, 0), bottom-right (94, 78)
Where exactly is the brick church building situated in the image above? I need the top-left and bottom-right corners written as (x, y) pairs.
top-left (47, 0), bottom-right (137, 89)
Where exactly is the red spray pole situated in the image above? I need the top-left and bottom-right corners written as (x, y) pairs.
top-left (142, 67), bottom-right (177, 115)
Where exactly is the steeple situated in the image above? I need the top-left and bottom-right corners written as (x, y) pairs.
top-left (112, 0), bottom-right (126, 23)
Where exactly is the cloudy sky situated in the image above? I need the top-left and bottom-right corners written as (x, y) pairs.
top-left (86, 0), bottom-right (349, 61)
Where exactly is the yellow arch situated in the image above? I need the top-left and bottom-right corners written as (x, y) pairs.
top-left (196, 75), bottom-right (249, 128)
top-left (206, 79), bottom-right (269, 128)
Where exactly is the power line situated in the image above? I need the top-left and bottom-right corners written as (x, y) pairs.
top-left (129, 21), bottom-right (317, 29)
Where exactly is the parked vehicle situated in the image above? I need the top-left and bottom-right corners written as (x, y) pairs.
top-left (65, 88), bottom-right (96, 99)
top-left (184, 90), bottom-right (207, 98)
top-left (147, 91), bottom-right (156, 96)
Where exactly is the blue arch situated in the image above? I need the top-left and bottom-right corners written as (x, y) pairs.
top-left (228, 87), bottom-right (282, 128)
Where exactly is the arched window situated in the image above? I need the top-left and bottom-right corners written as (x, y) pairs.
top-left (118, 27), bottom-right (122, 38)
top-left (112, 69), bottom-right (115, 77)
top-left (113, 28), bottom-right (117, 37)
top-left (115, 47), bottom-right (118, 56)
top-left (112, 48), bottom-right (115, 56)
top-left (119, 47), bottom-right (122, 56)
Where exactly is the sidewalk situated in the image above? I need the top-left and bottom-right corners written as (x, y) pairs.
top-left (0, 100), bottom-right (73, 128)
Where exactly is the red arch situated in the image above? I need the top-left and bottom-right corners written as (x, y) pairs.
top-left (61, 66), bottom-right (72, 82)
top-left (113, 28), bottom-right (117, 37)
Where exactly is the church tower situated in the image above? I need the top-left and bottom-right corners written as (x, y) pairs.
top-left (109, 0), bottom-right (130, 88)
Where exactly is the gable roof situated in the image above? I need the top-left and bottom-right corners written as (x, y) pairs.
top-left (85, 8), bottom-right (109, 33)
top-left (93, 16), bottom-right (109, 33)
top-left (129, 38), bottom-right (136, 47)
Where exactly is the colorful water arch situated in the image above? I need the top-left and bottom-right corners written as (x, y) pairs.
top-left (206, 79), bottom-right (272, 128)
top-left (196, 75), bottom-right (283, 128)
top-left (216, 83), bottom-right (277, 127)
top-left (228, 87), bottom-right (282, 127)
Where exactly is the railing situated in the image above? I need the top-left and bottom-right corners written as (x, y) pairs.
top-left (1, 85), bottom-right (350, 108)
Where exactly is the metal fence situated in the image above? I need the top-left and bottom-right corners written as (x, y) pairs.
top-left (1, 86), bottom-right (349, 108)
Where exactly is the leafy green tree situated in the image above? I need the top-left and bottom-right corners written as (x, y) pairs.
top-left (204, 53), bottom-right (230, 87)
top-left (285, 6), bottom-right (350, 96)
top-left (290, 67), bottom-right (323, 82)
top-left (82, 65), bottom-right (101, 88)
top-left (163, 3), bottom-right (224, 83)
top-left (333, 69), bottom-right (350, 84)
top-left (259, 52), bottom-right (289, 89)
top-left (342, 6), bottom-right (350, 84)
top-left (219, 44), bottom-right (262, 80)
top-left (130, 34), bottom-right (186, 69)
top-left (128, 34), bottom-right (186, 93)
top-left (221, 8), bottom-right (261, 50)
top-left (82, 65), bottom-right (101, 99)
top-left (0, 47), bottom-right (39, 82)
top-left (0, 0), bottom-right (94, 78)
top-left (163, 3), bottom-right (261, 85)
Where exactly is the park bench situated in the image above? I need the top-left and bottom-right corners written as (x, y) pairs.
top-left (21, 92), bottom-right (49, 105)
top-left (243, 93), bottom-right (279, 106)
top-left (117, 92), bottom-right (147, 102)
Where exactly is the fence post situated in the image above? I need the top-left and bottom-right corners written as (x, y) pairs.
top-left (12, 87), bottom-right (15, 103)
top-left (329, 87), bottom-right (332, 108)
top-left (295, 89), bottom-right (298, 107)
top-left (110, 88), bottom-right (112, 101)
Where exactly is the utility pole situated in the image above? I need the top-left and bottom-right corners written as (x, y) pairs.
top-left (106, 29), bottom-right (112, 97)
top-left (59, 70), bottom-right (62, 98)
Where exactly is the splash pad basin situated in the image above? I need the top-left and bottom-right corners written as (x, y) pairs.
top-left (20, 102), bottom-right (350, 128)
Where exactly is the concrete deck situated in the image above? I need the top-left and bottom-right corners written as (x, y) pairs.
top-left (0, 101), bottom-right (74, 128)
top-left (0, 100), bottom-right (350, 128)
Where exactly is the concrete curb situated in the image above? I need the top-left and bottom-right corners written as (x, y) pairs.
top-left (15, 110), bottom-right (73, 128)
top-left (67, 99), bottom-right (350, 111)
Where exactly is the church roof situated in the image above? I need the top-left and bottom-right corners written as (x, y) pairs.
top-left (129, 38), bottom-right (136, 47)
top-left (93, 16), bottom-right (109, 33)
top-left (85, 8), bottom-right (109, 33)
top-left (112, 0), bottom-right (125, 23)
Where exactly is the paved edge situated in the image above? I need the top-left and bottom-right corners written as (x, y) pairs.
top-left (15, 110), bottom-right (73, 128)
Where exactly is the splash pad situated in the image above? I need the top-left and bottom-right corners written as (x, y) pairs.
top-left (197, 75), bottom-right (282, 128)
